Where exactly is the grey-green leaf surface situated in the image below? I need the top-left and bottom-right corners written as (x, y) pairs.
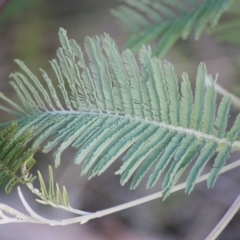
top-left (0, 28), bottom-right (239, 199)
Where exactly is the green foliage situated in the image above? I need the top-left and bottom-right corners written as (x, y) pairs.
top-left (0, 28), bottom-right (239, 199)
top-left (36, 166), bottom-right (70, 207)
top-left (112, 0), bottom-right (234, 56)
top-left (0, 123), bottom-right (37, 193)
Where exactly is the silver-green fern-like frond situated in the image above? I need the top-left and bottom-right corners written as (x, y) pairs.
top-left (0, 123), bottom-right (37, 193)
top-left (112, 0), bottom-right (234, 56)
top-left (0, 28), bottom-right (240, 198)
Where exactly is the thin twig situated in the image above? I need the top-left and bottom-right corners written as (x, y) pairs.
top-left (18, 187), bottom-right (59, 225)
top-left (15, 158), bottom-right (240, 226)
top-left (74, 158), bottom-right (240, 223)
top-left (2, 158), bottom-right (240, 225)
top-left (205, 192), bottom-right (240, 240)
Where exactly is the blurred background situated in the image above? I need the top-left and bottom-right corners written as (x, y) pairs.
top-left (0, 0), bottom-right (240, 239)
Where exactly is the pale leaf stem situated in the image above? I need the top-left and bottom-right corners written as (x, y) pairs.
top-left (76, 158), bottom-right (240, 223)
top-left (19, 158), bottom-right (240, 225)
top-left (2, 159), bottom-right (239, 226)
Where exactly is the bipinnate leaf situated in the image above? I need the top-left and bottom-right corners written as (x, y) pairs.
top-left (0, 28), bottom-right (239, 198)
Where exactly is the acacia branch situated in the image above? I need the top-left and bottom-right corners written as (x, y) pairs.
top-left (78, 158), bottom-right (240, 223)
top-left (1, 157), bottom-right (240, 226)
